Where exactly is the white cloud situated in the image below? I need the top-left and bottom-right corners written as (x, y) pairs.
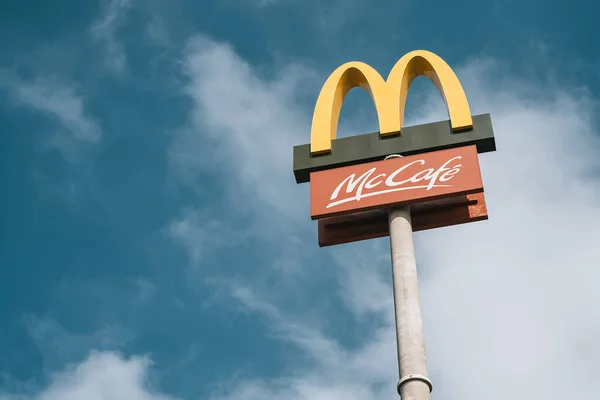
top-left (0, 352), bottom-right (177, 400)
top-left (0, 73), bottom-right (101, 162)
top-left (91, 0), bottom-right (133, 74)
top-left (173, 36), bottom-right (600, 400)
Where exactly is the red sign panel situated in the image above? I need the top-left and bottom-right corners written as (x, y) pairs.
top-left (310, 145), bottom-right (484, 220)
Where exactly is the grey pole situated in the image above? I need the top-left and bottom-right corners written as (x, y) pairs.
top-left (388, 205), bottom-right (432, 400)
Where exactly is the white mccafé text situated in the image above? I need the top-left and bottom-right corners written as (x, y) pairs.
top-left (327, 156), bottom-right (463, 208)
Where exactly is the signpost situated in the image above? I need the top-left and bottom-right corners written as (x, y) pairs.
top-left (292, 50), bottom-right (496, 399)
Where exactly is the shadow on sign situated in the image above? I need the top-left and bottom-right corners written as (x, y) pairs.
top-left (317, 192), bottom-right (488, 247)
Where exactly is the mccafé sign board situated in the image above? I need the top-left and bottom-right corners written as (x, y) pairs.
top-left (310, 145), bottom-right (483, 219)
top-left (292, 50), bottom-right (496, 246)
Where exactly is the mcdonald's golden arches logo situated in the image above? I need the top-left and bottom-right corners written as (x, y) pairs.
top-left (310, 50), bottom-right (473, 155)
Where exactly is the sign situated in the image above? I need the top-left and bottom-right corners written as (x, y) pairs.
top-left (291, 50), bottom-right (495, 246)
top-left (310, 145), bottom-right (483, 220)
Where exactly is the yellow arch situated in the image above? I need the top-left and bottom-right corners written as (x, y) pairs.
top-left (309, 50), bottom-right (473, 155)
top-left (387, 50), bottom-right (473, 136)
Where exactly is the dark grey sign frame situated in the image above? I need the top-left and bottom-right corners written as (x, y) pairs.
top-left (293, 113), bottom-right (496, 184)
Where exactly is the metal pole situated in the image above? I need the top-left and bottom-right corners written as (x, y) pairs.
top-left (388, 206), bottom-right (432, 400)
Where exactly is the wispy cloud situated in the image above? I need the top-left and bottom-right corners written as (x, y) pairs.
top-left (0, 72), bottom-right (101, 163)
top-left (134, 278), bottom-right (158, 305)
top-left (90, 0), bottom-right (133, 74)
top-left (220, 0), bottom-right (283, 7)
top-left (165, 208), bottom-right (231, 270)
top-left (173, 36), bottom-right (319, 225)
top-left (213, 281), bottom-right (398, 399)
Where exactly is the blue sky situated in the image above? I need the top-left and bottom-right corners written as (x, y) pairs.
top-left (1, 0), bottom-right (600, 399)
